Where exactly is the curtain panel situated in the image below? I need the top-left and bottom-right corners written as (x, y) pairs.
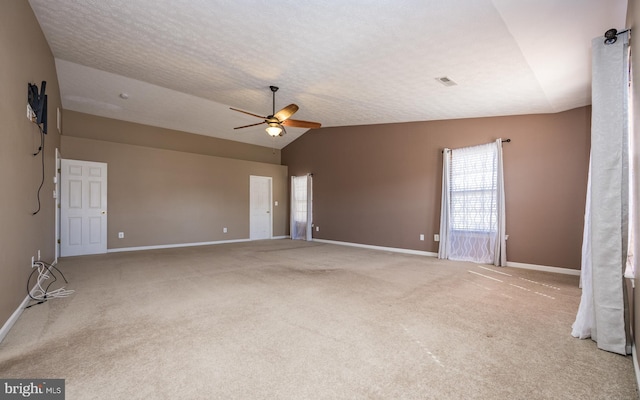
top-left (290, 175), bottom-right (313, 241)
top-left (571, 31), bottom-right (631, 355)
top-left (438, 139), bottom-right (506, 266)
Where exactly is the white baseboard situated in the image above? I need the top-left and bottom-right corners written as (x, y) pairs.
top-left (0, 261), bottom-right (56, 344)
top-left (313, 239), bottom-right (581, 276)
top-left (506, 261), bottom-right (581, 276)
top-left (313, 239), bottom-right (438, 257)
top-left (107, 236), bottom-right (288, 253)
top-left (0, 292), bottom-right (32, 344)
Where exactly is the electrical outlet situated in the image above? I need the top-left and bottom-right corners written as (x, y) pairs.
top-left (419, 234), bottom-right (425, 241)
top-left (31, 256), bottom-right (34, 266)
top-left (37, 250), bottom-right (40, 260)
top-left (118, 232), bottom-right (124, 239)
top-left (223, 227), bottom-right (228, 233)
top-left (434, 234), bottom-right (440, 242)
top-left (316, 226), bottom-right (320, 232)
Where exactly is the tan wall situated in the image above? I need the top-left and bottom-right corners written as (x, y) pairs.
top-left (61, 135), bottom-right (288, 249)
top-left (64, 110), bottom-right (281, 165)
top-left (282, 107), bottom-right (591, 270)
top-left (0, 3), bottom-right (62, 327)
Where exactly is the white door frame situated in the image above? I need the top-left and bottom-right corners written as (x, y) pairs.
top-left (60, 159), bottom-right (108, 256)
top-left (249, 175), bottom-right (273, 240)
top-left (55, 148), bottom-right (61, 263)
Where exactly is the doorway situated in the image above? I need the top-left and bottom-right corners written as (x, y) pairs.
top-left (60, 159), bottom-right (108, 256)
top-left (250, 175), bottom-right (272, 240)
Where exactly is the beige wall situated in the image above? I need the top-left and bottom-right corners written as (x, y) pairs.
top-left (0, 3), bottom-right (62, 328)
top-left (64, 110), bottom-right (281, 165)
top-left (282, 107), bottom-right (591, 270)
top-left (61, 134), bottom-right (288, 250)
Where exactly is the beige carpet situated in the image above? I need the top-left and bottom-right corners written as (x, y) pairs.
top-left (0, 240), bottom-right (637, 399)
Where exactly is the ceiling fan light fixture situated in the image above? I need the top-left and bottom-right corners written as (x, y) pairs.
top-left (266, 123), bottom-right (282, 137)
top-left (231, 85), bottom-right (321, 135)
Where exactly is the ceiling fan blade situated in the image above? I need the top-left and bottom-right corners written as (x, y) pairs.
top-left (234, 121), bottom-right (266, 130)
top-left (273, 104), bottom-right (299, 121)
top-left (230, 107), bottom-right (266, 119)
top-left (282, 119), bottom-right (322, 129)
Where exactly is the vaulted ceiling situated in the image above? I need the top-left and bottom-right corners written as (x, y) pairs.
top-left (29, 0), bottom-right (627, 149)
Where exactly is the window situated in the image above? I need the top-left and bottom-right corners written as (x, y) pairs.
top-left (292, 176), bottom-right (308, 224)
top-left (450, 143), bottom-right (498, 233)
top-left (291, 175), bottom-right (312, 241)
top-left (438, 139), bottom-right (506, 266)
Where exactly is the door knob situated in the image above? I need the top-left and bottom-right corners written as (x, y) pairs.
top-left (101, 211), bottom-right (106, 214)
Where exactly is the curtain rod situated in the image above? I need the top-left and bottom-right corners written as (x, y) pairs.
top-left (442, 139), bottom-right (511, 153)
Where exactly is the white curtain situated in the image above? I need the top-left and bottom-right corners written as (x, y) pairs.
top-left (438, 149), bottom-right (452, 260)
top-left (291, 175), bottom-right (313, 241)
top-left (438, 139), bottom-right (506, 266)
top-left (571, 32), bottom-right (630, 355)
top-left (625, 53), bottom-right (636, 281)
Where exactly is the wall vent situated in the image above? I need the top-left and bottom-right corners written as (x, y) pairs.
top-left (435, 76), bottom-right (457, 87)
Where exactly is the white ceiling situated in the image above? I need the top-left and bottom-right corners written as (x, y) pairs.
top-left (29, 0), bottom-right (627, 149)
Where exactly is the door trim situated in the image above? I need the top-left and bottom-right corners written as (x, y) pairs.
top-left (249, 175), bottom-right (273, 240)
top-left (60, 159), bottom-right (108, 256)
top-left (55, 148), bottom-right (61, 263)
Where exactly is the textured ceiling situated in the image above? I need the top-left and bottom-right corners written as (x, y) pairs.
top-left (29, 0), bottom-right (627, 149)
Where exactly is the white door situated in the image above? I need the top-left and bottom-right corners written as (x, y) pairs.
top-left (60, 159), bottom-right (108, 256)
top-left (250, 175), bottom-right (272, 240)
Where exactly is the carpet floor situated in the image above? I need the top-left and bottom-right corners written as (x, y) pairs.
top-left (0, 240), bottom-right (637, 399)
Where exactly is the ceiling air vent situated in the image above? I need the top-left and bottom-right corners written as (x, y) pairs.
top-left (435, 76), bottom-right (457, 87)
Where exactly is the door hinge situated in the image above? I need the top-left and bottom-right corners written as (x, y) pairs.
top-left (57, 239), bottom-right (60, 244)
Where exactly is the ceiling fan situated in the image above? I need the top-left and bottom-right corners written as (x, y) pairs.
top-left (230, 86), bottom-right (321, 137)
